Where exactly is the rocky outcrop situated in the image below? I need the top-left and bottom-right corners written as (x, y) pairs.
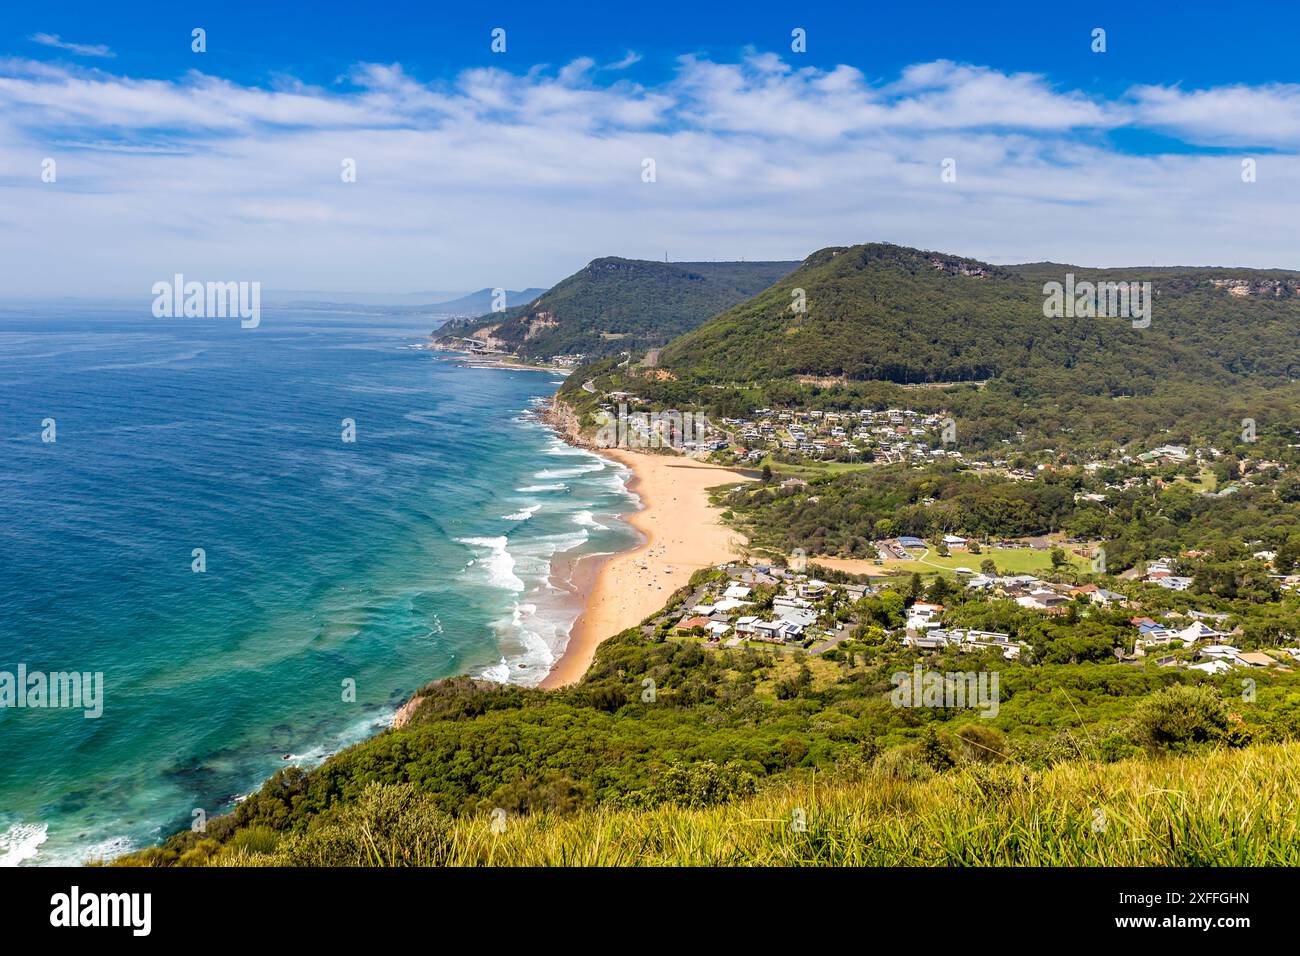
top-left (540, 396), bottom-right (590, 447)
top-left (391, 695), bottom-right (423, 729)
top-left (929, 255), bottom-right (991, 278)
top-left (1210, 277), bottom-right (1300, 297)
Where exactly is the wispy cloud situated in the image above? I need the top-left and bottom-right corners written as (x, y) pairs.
top-left (29, 33), bottom-right (115, 59)
top-left (0, 52), bottom-right (1294, 296)
top-left (603, 51), bottom-right (642, 71)
top-left (1129, 82), bottom-right (1300, 149)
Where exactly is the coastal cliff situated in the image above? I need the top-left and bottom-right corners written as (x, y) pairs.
top-left (540, 395), bottom-right (589, 447)
top-left (390, 694), bottom-right (423, 729)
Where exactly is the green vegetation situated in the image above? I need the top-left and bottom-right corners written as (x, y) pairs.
top-left (563, 243), bottom-right (1300, 457)
top-left (721, 459), bottom-right (1300, 586)
top-left (175, 741), bottom-right (1300, 866)
top-left (109, 241), bottom-right (1300, 868)
top-left (665, 243), bottom-right (1300, 388)
top-left (436, 257), bottom-right (797, 360)
top-left (886, 546), bottom-right (1088, 577)
top-left (114, 568), bottom-right (1300, 867)
top-left (721, 462), bottom-right (1079, 557)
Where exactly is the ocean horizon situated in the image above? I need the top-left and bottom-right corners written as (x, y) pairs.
top-left (0, 303), bottom-right (637, 866)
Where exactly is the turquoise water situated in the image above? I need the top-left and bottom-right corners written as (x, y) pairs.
top-left (0, 304), bottom-right (637, 865)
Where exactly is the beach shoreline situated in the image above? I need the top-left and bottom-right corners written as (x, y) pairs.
top-left (539, 443), bottom-right (753, 689)
top-left (417, 343), bottom-right (572, 375)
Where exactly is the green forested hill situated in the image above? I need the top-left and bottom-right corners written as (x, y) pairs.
top-left (661, 243), bottom-right (1300, 390)
top-left (435, 257), bottom-right (798, 360)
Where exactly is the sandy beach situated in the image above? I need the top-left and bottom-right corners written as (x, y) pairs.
top-left (540, 449), bottom-right (752, 688)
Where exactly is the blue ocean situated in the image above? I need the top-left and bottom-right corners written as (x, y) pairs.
top-left (0, 303), bottom-right (637, 865)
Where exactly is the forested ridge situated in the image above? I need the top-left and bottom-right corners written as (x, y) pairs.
top-left (435, 257), bottom-right (797, 360)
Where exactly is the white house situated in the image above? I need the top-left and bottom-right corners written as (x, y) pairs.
top-left (906, 602), bottom-right (944, 631)
top-left (711, 597), bottom-right (751, 613)
top-left (1016, 590), bottom-right (1069, 611)
top-left (1177, 621), bottom-right (1224, 643)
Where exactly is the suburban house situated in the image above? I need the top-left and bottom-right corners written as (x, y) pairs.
top-left (1236, 651), bottom-right (1275, 668)
top-left (1178, 620), bottom-right (1226, 643)
top-left (1071, 583), bottom-right (1126, 606)
top-left (906, 601), bottom-right (944, 631)
top-left (752, 619), bottom-right (805, 644)
top-left (1016, 589), bottom-right (1070, 612)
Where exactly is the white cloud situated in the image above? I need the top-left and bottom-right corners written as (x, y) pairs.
top-left (0, 53), bottom-right (1295, 297)
top-left (30, 33), bottom-right (115, 59)
top-left (603, 51), bottom-right (643, 71)
top-left (1128, 82), bottom-right (1300, 148)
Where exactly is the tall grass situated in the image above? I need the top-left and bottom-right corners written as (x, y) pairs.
top-left (215, 741), bottom-right (1300, 867)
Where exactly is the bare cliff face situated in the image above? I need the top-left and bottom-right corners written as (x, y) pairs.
top-left (540, 396), bottom-right (589, 447)
top-left (390, 694), bottom-right (423, 729)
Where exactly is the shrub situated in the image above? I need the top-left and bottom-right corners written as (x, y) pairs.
top-left (274, 782), bottom-right (454, 867)
top-left (1132, 684), bottom-right (1229, 750)
top-left (648, 760), bottom-right (758, 809)
top-left (952, 723), bottom-right (1008, 764)
top-left (226, 825), bottom-right (280, 856)
top-left (919, 725), bottom-right (957, 771)
top-left (872, 745), bottom-right (935, 782)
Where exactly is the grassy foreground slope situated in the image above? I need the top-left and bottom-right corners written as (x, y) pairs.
top-left (152, 742), bottom-right (1300, 866)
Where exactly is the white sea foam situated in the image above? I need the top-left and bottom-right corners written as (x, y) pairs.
top-left (526, 529), bottom-right (591, 552)
top-left (545, 443), bottom-right (597, 457)
top-left (596, 473), bottom-right (632, 494)
top-left (0, 822), bottom-right (47, 867)
top-left (464, 434), bottom-right (641, 689)
top-left (456, 536), bottom-right (525, 591)
top-left (535, 463), bottom-right (605, 479)
top-left (473, 598), bottom-right (562, 687)
top-left (281, 710), bottom-right (394, 769)
top-left (38, 834), bottom-right (136, 867)
top-left (477, 657), bottom-right (512, 683)
top-left (502, 504), bottom-right (542, 522)
top-left (574, 509), bottom-right (608, 530)
top-left (466, 520), bottom-right (612, 688)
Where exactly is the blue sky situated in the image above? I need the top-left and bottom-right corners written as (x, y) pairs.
top-left (9, 1), bottom-right (1296, 98)
top-left (3, 1), bottom-right (1300, 295)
